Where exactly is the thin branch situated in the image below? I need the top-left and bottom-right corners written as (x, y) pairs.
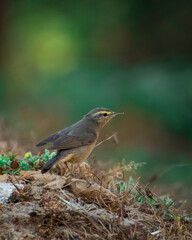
top-left (95, 132), bottom-right (118, 148)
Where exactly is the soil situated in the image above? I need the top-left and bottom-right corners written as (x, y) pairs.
top-left (0, 170), bottom-right (191, 240)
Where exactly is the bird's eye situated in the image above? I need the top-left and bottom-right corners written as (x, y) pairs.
top-left (103, 113), bottom-right (108, 117)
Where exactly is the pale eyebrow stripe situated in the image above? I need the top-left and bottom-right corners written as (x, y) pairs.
top-left (92, 111), bottom-right (112, 116)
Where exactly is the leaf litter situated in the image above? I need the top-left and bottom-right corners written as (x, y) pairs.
top-left (0, 122), bottom-right (191, 239)
top-left (0, 163), bottom-right (191, 240)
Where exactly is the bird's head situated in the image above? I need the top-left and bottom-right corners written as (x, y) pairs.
top-left (85, 107), bottom-right (124, 129)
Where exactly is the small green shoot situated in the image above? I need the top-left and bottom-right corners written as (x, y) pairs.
top-left (0, 150), bottom-right (56, 175)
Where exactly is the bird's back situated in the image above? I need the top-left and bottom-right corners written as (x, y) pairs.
top-left (36, 117), bottom-right (97, 149)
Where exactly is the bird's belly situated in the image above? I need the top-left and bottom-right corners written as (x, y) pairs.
top-left (59, 144), bottom-right (96, 164)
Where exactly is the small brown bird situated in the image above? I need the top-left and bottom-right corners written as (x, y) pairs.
top-left (36, 108), bottom-right (123, 174)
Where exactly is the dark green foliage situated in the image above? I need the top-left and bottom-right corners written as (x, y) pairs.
top-left (0, 150), bottom-right (56, 175)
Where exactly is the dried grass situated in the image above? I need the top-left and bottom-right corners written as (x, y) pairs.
top-left (0, 121), bottom-right (191, 239)
top-left (0, 165), bottom-right (191, 240)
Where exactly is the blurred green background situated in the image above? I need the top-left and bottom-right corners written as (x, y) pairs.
top-left (0, 0), bottom-right (192, 199)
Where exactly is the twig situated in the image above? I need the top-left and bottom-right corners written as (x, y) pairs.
top-left (95, 132), bottom-right (118, 148)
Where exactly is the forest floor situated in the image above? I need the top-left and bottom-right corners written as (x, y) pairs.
top-left (0, 121), bottom-right (192, 240)
top-left (0, 165), bottom-right (192, 240)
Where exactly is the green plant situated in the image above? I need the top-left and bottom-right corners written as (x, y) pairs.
top-left (0, 149), bottom-right (56, 175)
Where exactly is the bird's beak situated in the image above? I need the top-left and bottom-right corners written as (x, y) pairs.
top-left (111, 112), bottom-right (124, 116)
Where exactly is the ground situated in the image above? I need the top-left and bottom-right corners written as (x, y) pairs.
top-left (0, 122), bottom-right (191, 239)
top-left (0, 167), bottom-right (191, 240)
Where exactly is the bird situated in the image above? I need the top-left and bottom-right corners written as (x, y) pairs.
top-left (36, 107), bottom-right (124, 174)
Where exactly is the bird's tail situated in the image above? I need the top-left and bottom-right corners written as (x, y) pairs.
top-left (41, 152), bottom-right (60, 174)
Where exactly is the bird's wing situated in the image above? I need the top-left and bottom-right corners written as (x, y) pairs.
top-left (49, 133), bottom-right (97, 150)
top-left (36, 132), bottom-right (61, 147)
top-left (36, 118), bottom-right (97, 149)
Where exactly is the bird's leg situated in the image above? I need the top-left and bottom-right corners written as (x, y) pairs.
top-left (78, 163), bottom-right (82, 175)
top-left (71, 164), bottom-right (77, 176)
top-left (71, 163), bottom-right (74, 173)
top-left (65, 162), bottom-right (74, 176)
